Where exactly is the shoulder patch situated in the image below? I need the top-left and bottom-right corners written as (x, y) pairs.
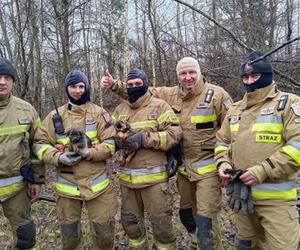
top-left (260, 107), bottom-right (274, 115)
top-left (229, 116), bottom-right (239, 124)
top-left (18, 117), bottom-right (30, 125)
top-left (291, 103), bottom-right (300, 116)
top-left (222, 98), bottom-right (232, 110)
top-left (148, 113), bottom-right (158, 120)
top-left (197, 102), bottom-right (208, 109)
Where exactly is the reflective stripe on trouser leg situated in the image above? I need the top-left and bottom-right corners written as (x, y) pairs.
top-left (92, 220), bottom-right (115, 250)
top-left (153, 240), bottom-right (177, 250)
top-left (195, 215), bottom-right (213, 250)
top-left (128, 237), bottom-right (148, 250)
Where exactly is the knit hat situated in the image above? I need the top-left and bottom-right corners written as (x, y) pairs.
top-left (126, 69), bottom-right (149, 103)
top-left (176, 57), bottom-right (202, 82)
top-left (64, 69), bottom-right (90, 105)
top-left (0, 58), bottom-right (17, 81)
top-left (240, 51), bottom-right (273, 92)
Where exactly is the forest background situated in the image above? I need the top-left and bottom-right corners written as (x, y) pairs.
top-left (0, 0), bottom-right (300, 249)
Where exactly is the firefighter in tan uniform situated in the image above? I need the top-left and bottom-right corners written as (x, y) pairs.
top-left (102, 58), bottom-right (232, 249)
top-left (33, 70), bottom-right (117, 250)
top-left (111, 69), bottom-right (182, 249)
top-left (216, 51), bottom-right (300, 249)
top-left (0, 58), bottom-right (44, 249)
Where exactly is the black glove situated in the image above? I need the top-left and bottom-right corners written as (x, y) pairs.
top-left (59, 151), bottom-right (82, 166)
top-left (226, 170), bottom-right (254, 214)
top-left (165, 141), bottom-right (183, 177)
top-left (115, 133), bottom-right (144, 151)
top-left (20, 164), bottom-right (44, 184)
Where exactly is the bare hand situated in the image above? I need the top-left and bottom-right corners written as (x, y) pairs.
top-left (240, 171), bottom-right (259, 186)
top-left (100, 69), bottom-right (115, 89)
top-left (29, 184), bottom-right (42, 202)
top-left (218, 162), bottom-right (233, 187)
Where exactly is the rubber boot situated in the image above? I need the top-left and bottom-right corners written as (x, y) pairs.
top-left (195, 215), bottom-right (213, 250)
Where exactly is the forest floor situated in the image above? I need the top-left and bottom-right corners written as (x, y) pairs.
top-left (0, 164), bottom-right (299, 249)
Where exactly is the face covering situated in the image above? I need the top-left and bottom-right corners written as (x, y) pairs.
top-left (243, 73), bottom-right (273, 92)
top-left (127, 85), bottom-right (148, 103)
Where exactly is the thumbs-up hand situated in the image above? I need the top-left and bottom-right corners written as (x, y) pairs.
top-left (101, 69), bottom-right (116, 89)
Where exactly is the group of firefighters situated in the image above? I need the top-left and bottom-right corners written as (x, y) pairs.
top-left (0, 50), bottom-right (299, 250)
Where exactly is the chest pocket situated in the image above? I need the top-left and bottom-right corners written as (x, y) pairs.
top-left (252, 114), bottom-right (283, 143)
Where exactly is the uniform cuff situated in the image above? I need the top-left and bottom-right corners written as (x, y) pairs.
top-left (247, 164), bottom-right (268, 183)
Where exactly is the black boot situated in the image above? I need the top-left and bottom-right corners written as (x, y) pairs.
top-left (195, 215), bottom-right (213, 250)
top-left (236, 238), bottom-right (251, 250)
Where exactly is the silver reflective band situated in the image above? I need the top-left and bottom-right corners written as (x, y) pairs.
top-left (0, 176), bottom-right (24, 187)
top-left (120, 166), bottom-right (166, 176)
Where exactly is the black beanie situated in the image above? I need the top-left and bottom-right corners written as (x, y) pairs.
top-left (0, 58), bottom-right (17, 81)
top-left (240, 51), bottom-right (273, 92)
top-left (64, 69), bottom-right (90, 105)
top-left (126, 69), bottom-right (149, 103)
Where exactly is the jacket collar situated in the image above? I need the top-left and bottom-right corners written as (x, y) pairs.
top-left (0, 94), bottom-right (12, 108)
top-left (128, 91), bottom-right (151, 109)
top-left (242, 83), bottom-right (278, 108)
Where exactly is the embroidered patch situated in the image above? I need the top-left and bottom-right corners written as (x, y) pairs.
top-left (148, 113), bottom-right (157, 120)
top-left (196, 102), bottom-right (208, 109)
top-left (86, 118), bottom-right (96, 124)
top-left (118, 114), bottom-right (129, 121)
top-left (260, 107), bottom-right (274, 115)
top-left (291, 103), bottom-right (300, 116)
top-left (222, 98), bottom-right (232, 110)
top-left (294, 118), bottom-right (300, 123)
top-left (256, 133), bottom-right (282, 143)
top-left (18, 117), bottom-right (30, 124)
top-left (230, 116), bottom-right (239, 124)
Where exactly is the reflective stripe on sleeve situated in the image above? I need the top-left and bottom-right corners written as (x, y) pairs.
top-left (215, 142), bottom-right (229, 154)
top-left (104, 139), bottom-right (115, 155)
top-left (158, 131), bottom-right (167, 148)
top-left (282, 141), bottom-right (300, 166)
top-left (33, 143), bottom-right (53, 160)
top-left (0, 176), bottom-right (25, 196)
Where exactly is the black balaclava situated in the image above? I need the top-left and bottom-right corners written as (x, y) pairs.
top-left (240, 51), bottom-right (273, 92)
top-left (64, 69), bottom-right (90, 105)
top-left (126, 69), bottom-right (149, 103)
top-left (0, 58), bottom-right (17, 81)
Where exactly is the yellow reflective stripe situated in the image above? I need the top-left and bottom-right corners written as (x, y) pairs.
top-left (191, 114), bottom-right (217, 124)
top-left (0, 124), bottom-right (30, 136)
top-left (252, 188), bottom-right (297, 200)
top-left (86, 130), bottom-right (97, 138)
top-left (196, 164), bottom-right (217, 174)
top-left (119, 172), bottom-right (168, 184)
top-left (92, 139), bottom-right (100, 145)
top-left (256, 133), bottom-right (282, 143)
top-left (0, 182), bottom-right (26, 196)
top-left (56, 137), bottom-right (70, 145)
top-left (230, 124), bottom-right (239, 132)
top-left (92, 179), bottom-right (110, 193)
top-left (54, 183), bottom-right (80, 196)
top-left (282, 145), bottom-right (300, 166)
top-left (130, 120), bottom-right (157, 129)
top-left (34, 117), bottom-right (41, 130)
top-left (158, 131), bottom-right (167, 148)
top-left (252, 123), bottom-right (283, 133)
top-left (157, 110), bottom-right (179, 125)
top-left (214, 145), bottom-right (229, 154)
top-left (104, 141), bottom-right (115, 155)
top-left (178, 165), bottom-right (187, 175)
top-left (36, 144), bottom-right (53, 160)
top-left (128, 237), bottom-right (146, 247)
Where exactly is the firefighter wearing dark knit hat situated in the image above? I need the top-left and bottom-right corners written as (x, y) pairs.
top-left (111, 68), bottom-right (182, 249)
top-left (0, 57), bottom-right (44, 249)
top-left (216, 50), bottom-right (300, 249)
top-left (33, 69), bottom-right (117, 250)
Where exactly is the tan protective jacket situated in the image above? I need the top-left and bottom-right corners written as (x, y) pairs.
top-left (33, 102), bottom-right (115, 201)
top-left (115, 77), bottom-right (232, 181)
top-left (215, 84), bottom-right (300, 205)
top-left (112, 91), bottom-right (182, 188)
top-left (0, 95), bottom-right (43, 200)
